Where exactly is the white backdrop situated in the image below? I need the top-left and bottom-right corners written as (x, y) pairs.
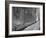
top-left (0, 0), bottom-right (46, 38)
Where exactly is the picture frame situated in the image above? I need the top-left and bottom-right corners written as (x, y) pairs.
top-left (5, 1), bottom-right (45, 37)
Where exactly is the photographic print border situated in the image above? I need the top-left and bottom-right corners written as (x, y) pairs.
top-left (5, 1), bottom-right (45, 37)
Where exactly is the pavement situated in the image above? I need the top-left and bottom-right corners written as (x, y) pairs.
top-left (24, 21), bottom-right (40, 30)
